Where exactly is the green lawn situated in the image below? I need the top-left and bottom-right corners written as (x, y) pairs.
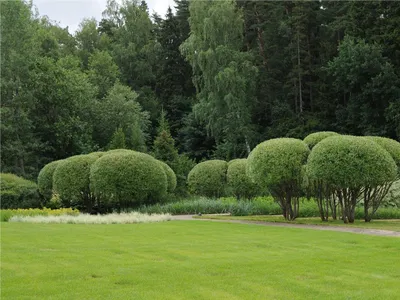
top-left (1, 221), bottom-right (400, 299)
top-left (195, 215), bottom-right (400, 231)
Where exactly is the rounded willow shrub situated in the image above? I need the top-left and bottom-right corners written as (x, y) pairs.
top-left (187, 160), bottom-right (228, 197)
top-left (53, 154), bottom-right (100, 211)
top-left (247, 138), bottom-right (310, 187)
top-left (37, 160), bottom-right (62, 202)
top-left (307, 136), bottom-right (397, 188)
top-left (157, 160), bottom-right (177, 193)
top-left (1, 173), bottom-right (41, 209)
top-left (227, 159), bottom-right (262, 199)
top-left (366, 136), bottom-right (400, 172)
top-left (247, 138), bottom-right (310, 220)
top-left (90, 151), bottom-right (168, 207)
top-left (303, 131), bottom-right (339, 150)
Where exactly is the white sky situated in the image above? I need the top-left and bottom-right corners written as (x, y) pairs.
top-left (32, 0), bottom-right (175, 33)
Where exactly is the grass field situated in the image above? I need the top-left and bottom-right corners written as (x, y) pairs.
top-left (1, 221), bottom-right (400, 299)
top-left (194, 215), bottom-right (400, 232)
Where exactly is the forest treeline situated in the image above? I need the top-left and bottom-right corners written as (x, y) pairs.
top-left (1, 0), bottom-right (400, 179)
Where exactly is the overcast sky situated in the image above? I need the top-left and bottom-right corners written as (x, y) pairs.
top-left (32, 0), bottom-right (175, 34)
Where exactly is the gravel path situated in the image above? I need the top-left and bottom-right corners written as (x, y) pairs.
top-left (170, 215), bottom-right (400, 237)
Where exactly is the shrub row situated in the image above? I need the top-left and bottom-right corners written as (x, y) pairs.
top-left (0, 173), bottom-right (41, 209)
top-left (37, 150), bottom-right (176, 213)
top-left (187, 133), bottom-right (400, 223)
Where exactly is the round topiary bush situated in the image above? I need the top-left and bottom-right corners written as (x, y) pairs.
top-left (307, 136), bottom-right (396, 188)
top-left (366, 136), bottom-right (400, 173)
top-left (187, 160), bottom-right (228, 197)
top-left (53, 154), bottom-right (100, 212)
top-left (156, 160), bottom-right (177, 193)
top-left (90, 151), bottom-right (168, 208)
top-left (227, 159), bottom-right (262, 199)
top-left (37, 160), bottom-right (63, 202)
top-left (307, 135), bottom-right (397, 222)
top-left (303, 131), bottom-right (339, 150)
top-left (1, 173), bottom-right (41, 209)
top-left (247, 138), bottom-right (310, 220)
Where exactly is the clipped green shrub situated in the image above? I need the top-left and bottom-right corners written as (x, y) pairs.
top-left (90, 151), bottom-right (168, 208)
top-left (303, 131), bottom-right (339, 150)
top-left (37, 160), bottom-right (62, 202)
top-left (247, 138), bottom-right (310, 220)
top-left (157, 160), bottom-right (177, 193)
top-left (366, 136), bottom-right (400, 172)
top-left (53, 154), bottom-right (100, 212)
top-left (227, 159), bottom-right (262, 199)
top-left (307, 135), bottom-right (397, 223)
top-left (187, 160), bottom-right (228, 197)
top-left (307, 136), bottom-right (396, 189)
top-left (0, 173), bottom-right (41, 209)
top-left (88, 151), bottom-right (106, 158)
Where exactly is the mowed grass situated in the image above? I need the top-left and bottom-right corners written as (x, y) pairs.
top-left (195, 215), bottom-right (400, 232)
top-left (1, 221), bottom-right (400, 300)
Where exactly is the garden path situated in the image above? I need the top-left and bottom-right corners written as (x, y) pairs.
top-left (171, 215), bottom-right (400, 237)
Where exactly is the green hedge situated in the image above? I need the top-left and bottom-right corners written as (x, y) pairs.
top-left (303, 131), bottom-right (339, 150)
top-left (1, 173), bottom-right (41, 209)
top-left (90, 150), bottom-right (168, 208)
top-left (307, 136), bottom-right (397, 188)
top-left (53, 154), bottom-right (99, 212)
top-left (37, 160), bottom-right (63, 202)
top-left (187, 160), bottom-right (228, 197)
top-left (157, 160), bottom-right (177, 193)
top-left (227, 159), bottom-right (263, 199)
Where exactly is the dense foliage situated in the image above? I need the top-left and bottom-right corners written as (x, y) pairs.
top-left (187, 160), bottom-right (228, 197)
top-left (2, 0), bottom-right (400, 222)
top-left (247, 138), bottom-right (310, 220)
top-left (37, 160), bottom-right (62, 202)
top-left (226, 159), bottom-right (262, 199)
top-left (156, 160), bottom-right (177, 193)
top-left (0, 173), bottom-right (41, 209)
top-left (307, 135), bottom-right (397, 222)
top-left (2, 0), bottom-right (399, 180)
top-left (52, 154), bottom-right (99, 212)
top-left (90, 151), bottom-right (168, 210)
top-left (303, 132), bottom-right (339, 150)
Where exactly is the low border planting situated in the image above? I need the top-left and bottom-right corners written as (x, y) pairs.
top-left (1, 208), bottom-right (79, 222)
top-left (9, 212), bottom-right (172, 224)
top-left (137, 197), bottom-right (400, 219)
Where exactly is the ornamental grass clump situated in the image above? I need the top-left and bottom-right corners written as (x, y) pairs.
top-left (53, 154), bottom-right (100, 213)
top-left (247, 138), bottom-right (310, 220)
top-left (227, 159), bottom-right (263, 199)
top-left (90, 151), bottom-right (168, 209)
top-left (9, 212), bottom-right (171, 224)
top-left (306, 135), bottom-right (397, 223)
top-left (187, 160), bottom-right (228, 197)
